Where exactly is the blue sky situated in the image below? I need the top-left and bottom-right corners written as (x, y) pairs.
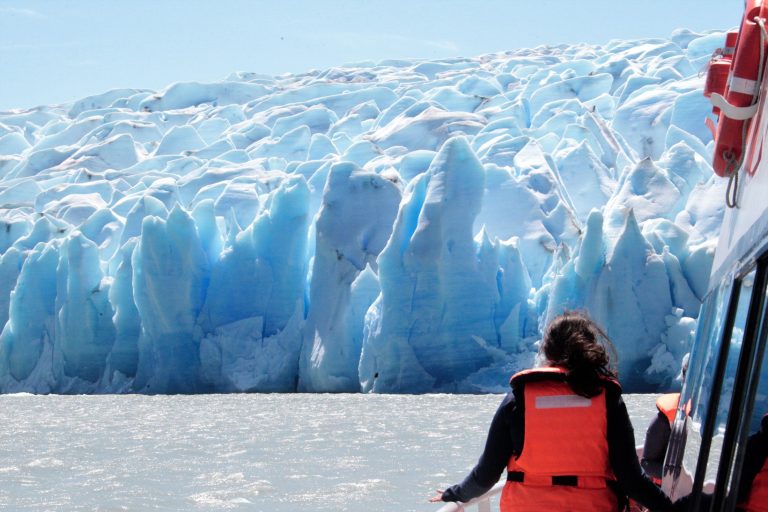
top-left (0, 0), bottom-right (744, 110)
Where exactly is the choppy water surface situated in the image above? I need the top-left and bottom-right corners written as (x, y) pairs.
top-left (0, 393), bottom-right (657, 511)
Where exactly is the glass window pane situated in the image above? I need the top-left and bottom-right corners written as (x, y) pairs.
top-left (667, 282), bottom-right (731, 499)
top-left (729, 277), bottom-right (768, 508)
top-left (703, 269), bottom-right (755, 491)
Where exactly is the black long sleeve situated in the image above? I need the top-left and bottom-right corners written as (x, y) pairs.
top-left (607, 390), bottom-right (673, 511)
top-left (441, 392), bottom-right (517, 502)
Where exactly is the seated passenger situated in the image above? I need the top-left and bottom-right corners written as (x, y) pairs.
top-left (641, 355), bottom-right (689, 483)
top-left (429, 312), bottom-right (688, 511)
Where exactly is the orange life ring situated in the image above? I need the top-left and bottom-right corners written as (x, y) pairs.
top-left (711, 1), bottom-right (768, 177)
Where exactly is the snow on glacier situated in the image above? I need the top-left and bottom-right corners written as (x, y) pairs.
top-left (0, 28), bottom-right (730, 393)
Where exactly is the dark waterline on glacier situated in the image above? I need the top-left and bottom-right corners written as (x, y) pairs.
top-left (0, 393), bottom-right (659, 511)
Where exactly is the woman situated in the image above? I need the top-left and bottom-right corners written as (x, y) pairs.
top-left (430, 312), bottom-right (686, 511)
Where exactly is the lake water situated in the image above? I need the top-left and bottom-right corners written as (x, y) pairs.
top-left (0, 393), bottom-right (658, 511)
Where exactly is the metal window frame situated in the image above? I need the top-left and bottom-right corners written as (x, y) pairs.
top-left (711, 257), bottom-right (768, 511)
top-left (688, 273), bottom-right (745, 511)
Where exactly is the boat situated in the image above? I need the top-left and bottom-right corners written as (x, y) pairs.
top-left (658, 1), bottom-right (768, 510)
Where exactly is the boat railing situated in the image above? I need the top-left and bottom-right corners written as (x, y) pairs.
top-left (435, 482), bottom-right (504, 512)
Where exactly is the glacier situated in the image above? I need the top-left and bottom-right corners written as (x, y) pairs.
top-left (0, 29), bottom-right (728, 394)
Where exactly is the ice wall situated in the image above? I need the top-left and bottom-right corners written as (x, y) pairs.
top-left (0, 28), bottom-right (727, 393)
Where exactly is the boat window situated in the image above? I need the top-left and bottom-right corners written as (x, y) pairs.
top-left (666, 281), bottom-right (731, 499)
top-left (700, 270), bottom-right (755, 490)
top-left (721, 272), bottom-right (768, 511)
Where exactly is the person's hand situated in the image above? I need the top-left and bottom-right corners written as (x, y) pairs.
top-left (429, 489), bottom-right (444, 502)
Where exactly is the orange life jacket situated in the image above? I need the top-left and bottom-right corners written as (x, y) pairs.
top-left (655, 393), bottom-right (680, 426)
top-left (741, 456), bottom-right (768, 512)
top-left (500, 367), bottom-right (621, 512)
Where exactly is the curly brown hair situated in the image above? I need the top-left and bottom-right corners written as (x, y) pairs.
top-left (541, 312), bottom-right (619, 397)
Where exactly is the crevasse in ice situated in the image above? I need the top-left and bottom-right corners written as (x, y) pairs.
top-left (0, 29), bottom-right (726, 393)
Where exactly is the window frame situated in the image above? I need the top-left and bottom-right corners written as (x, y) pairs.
top-left (714, 253), bottom-right (768, 511)
top-left (687, 273), bottom-right (745, 511)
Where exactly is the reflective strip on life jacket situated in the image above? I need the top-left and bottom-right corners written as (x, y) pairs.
top-left (501, 368), bottom-right (618, 512)
top-left (741, 457), bottom-right (768, 512)
top-left (656, 392), bottom-right (680, 426)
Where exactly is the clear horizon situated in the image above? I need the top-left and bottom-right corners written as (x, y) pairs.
top-left (0, 0), bottom-right (743, 111)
